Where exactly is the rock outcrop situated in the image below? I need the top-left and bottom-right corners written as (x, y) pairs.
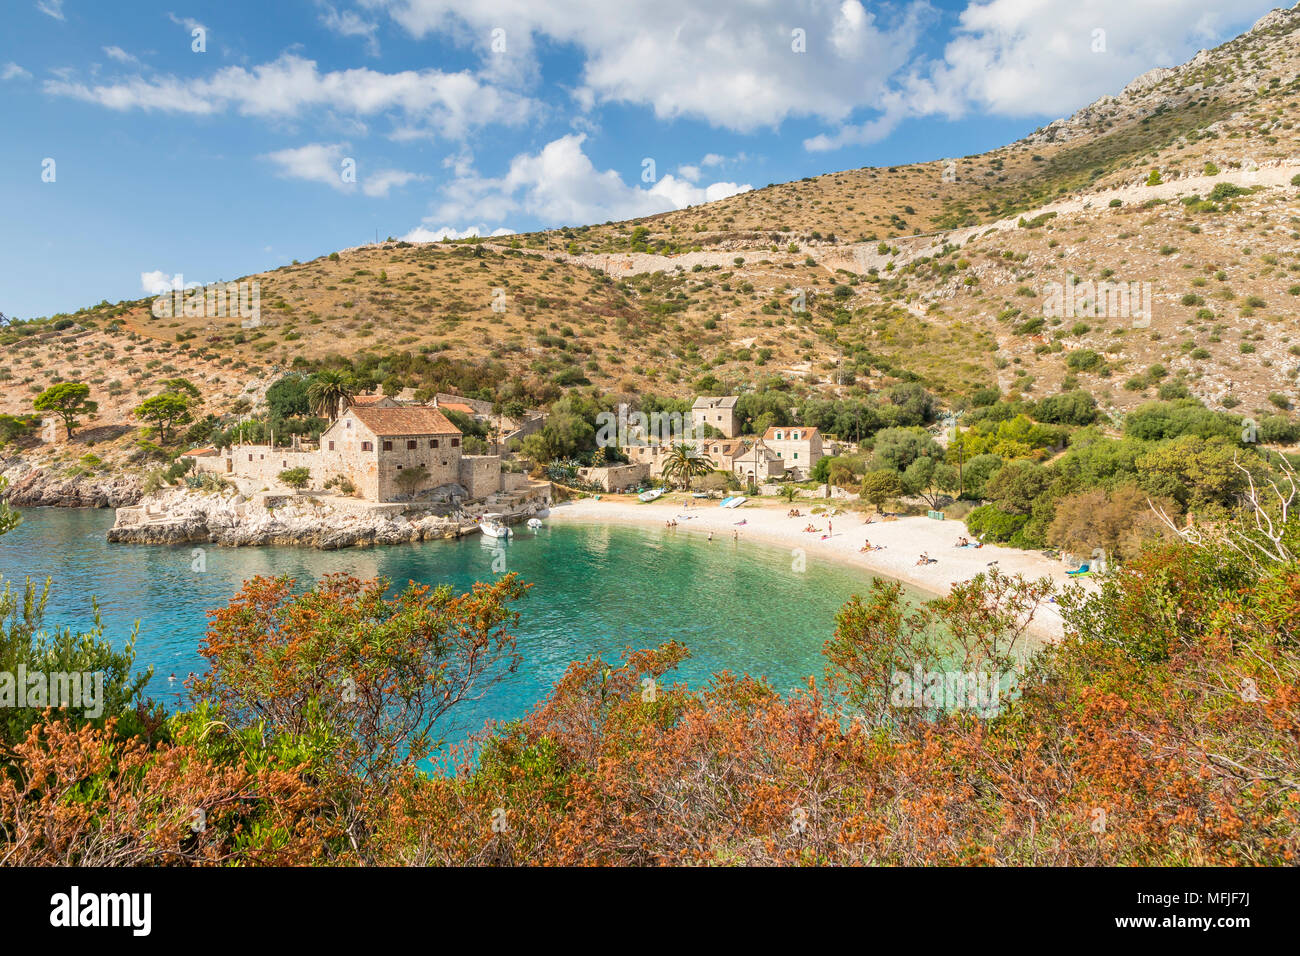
top-left (106, 488), bottom-right (545, 549)
top-left (1, 460), bottom-right (144, 508)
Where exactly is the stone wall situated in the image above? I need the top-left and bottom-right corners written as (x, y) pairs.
top-left (458, 455), bottom-right (503, 498)
top-left (435, 393), bottom-right (494, 416)
top-left (191, 446), bottom-right (317, 485)
top-left (373, 436), bottom-right (462, 501)
top-left (579, 463), bottom-right (650, 492)
top-left (496, 414), bottom-right (546, 453)
top-left (502, 471), bottom-right (532, 493)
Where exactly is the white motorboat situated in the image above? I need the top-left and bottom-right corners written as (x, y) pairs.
top-left (638, 488), bottom-right (666, 502)
top-left (478, 513), bottom-right (513, 538)
top-left (527, 517), bottom-right (543, 530)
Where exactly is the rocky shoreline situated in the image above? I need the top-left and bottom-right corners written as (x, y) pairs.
top-left (104, 487), bottom-right (540, 550)
top-left (1, 460), bottom-right (144, 508)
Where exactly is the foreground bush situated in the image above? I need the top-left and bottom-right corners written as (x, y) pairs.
top-left (2, 493), bottom-right (1298, 865)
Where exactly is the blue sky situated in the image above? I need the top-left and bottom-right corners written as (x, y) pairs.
top-left (0, 0), bottom-right (1280, 320)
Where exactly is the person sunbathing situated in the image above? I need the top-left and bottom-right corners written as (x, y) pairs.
top-left (916, 552), bottom-right (936, 566)
top-left (956, 536), bottom-right (970, 547)
top-left (804, 524), bottom-right (819, 533)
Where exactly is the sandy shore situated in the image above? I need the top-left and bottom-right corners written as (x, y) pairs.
top-left (549, 495), bottom-right (1083, 642)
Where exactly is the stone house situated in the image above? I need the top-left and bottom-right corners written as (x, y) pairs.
top-left (762, 425), bottom-right (824, 480)
top-left (691, 396), bottom-right (740, 438)
top-left (732, 441), bottom-right (785, 484)
top-left (318, 405), bottom-right (484, 502)
top-left (621, 437), bottom-right (748, 477)
top-left (188, 404), bottom-right (539, 505)
top-left (699, 438), bottom-right (748, 471)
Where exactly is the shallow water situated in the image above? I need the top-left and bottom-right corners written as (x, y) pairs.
top-left (0, 507), bottom-right (925, 745)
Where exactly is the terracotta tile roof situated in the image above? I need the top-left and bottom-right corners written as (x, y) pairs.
top-left (735, 442), bottom-right (781, 462)
top-left (348, 394), bottom-right (389, 406)
top-left (763, 425), bottom-right (820, 442)
top-left (183, 446), bottom-right (218, 457)
top-left (348, 405), bottom-right (461, 436)
top-left (705, 440), bottom-right (746, 458)
top-left (439, 402), bottom-right (477, 416)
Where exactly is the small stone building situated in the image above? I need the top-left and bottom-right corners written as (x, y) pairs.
top-left (692, 396), bottom-right (740, 438)
top-left (732, 441), bottom-right (785, 484)
top-left (318, 405), bottom-right (495, 502)
top-left (762, 425), bottom-right (824, 480)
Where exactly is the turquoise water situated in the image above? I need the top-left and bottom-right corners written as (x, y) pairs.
top-left (0, 507), bottom-right (914, 745)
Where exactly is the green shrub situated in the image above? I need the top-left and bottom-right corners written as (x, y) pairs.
top-left (965, 504), bottom-right (1028, 543)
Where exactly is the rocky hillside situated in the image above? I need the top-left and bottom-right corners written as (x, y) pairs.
top-left (5, 5), bottom-right (1300, 482)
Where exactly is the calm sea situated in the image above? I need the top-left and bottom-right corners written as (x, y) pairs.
top-left (0, 507), bottom-right (922, 747)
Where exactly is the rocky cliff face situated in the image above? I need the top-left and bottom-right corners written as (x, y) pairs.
top-left (104, 488), bottom-right (538, 550)
top-left (1, 460), bottom-right (144, 508)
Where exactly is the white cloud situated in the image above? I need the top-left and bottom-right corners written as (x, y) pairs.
top-left (401, 225), bottom-right (515, 242)
top-left (893, 0), bottom-right (1276, 122)
top-left (141, 270), bottom-right (184, 295)
top-left (362, 168), bottom-right (427, 197)
top-left (432, 134), bottom-right (750, 226)
top-left (102, 46), bottom-right (142, 66)
top-left (680, 151), bottom-right (750, 179)
top-left (263, 143), bottom-right (355, 191)
top-left (262, 143), bottom-right (424, 197)
top-left (368, 0), bottom-right (932, 132)
top-left (366, 0), bottom-right (1274, 150)
top-left (44, 53), bottom-right (534, 139)
top-left (803, 101), bottom-right (907, 151)
top-left (318, 3), bottom-right (380, 56)
top-left (167, 13), bottom-right (206, 33)
top-left (36, 0), bottom-right (64, 21)
top-left (1, 63), bottom-right (31, 81)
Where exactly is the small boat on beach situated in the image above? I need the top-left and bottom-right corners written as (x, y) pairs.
top-left (478, 513), bottom-right (513, 538)
top-left (720, 496), bottom-right (747, 509)
top-left (638, 488), bottom-right (666, 502)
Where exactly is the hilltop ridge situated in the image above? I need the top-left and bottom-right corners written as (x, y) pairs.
top-left (5, 6), bottom-right (1300, 478)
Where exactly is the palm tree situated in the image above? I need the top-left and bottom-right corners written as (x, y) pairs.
top-left (307, 371), bottom-right (354, 421)
top-left (661, 442), bottom-right (711, 492)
